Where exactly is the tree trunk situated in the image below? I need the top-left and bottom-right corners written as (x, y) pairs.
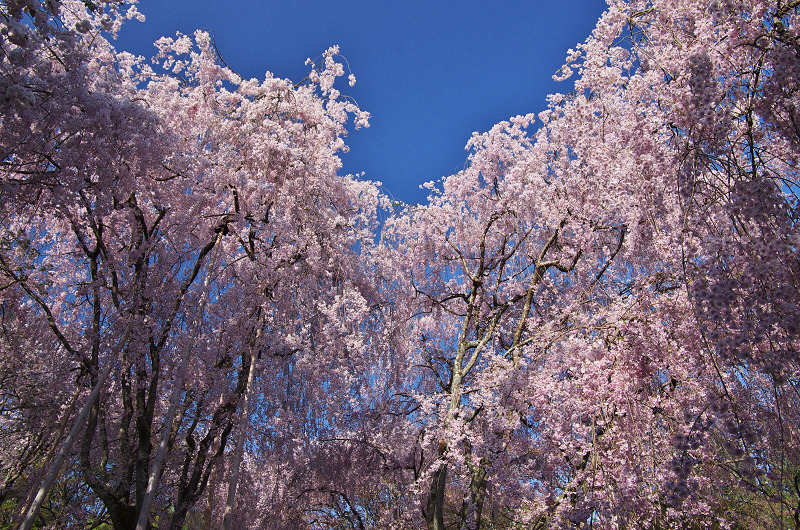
top-left (426, 461), bottom-right (447, 530)
top-left (13, 390), bottom-right (79, 526)
top-left (223, 319), bottom-right (263, 530)
top-left (203, 462), bottom-right (218, 530)
top-left (459, 458), bottom-right (487, 529)
top-left (135, 231), bottom-right (224, 530)
top-left (19, 323), bottom-right (132, 530)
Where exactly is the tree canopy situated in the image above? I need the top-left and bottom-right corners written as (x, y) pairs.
top-left (1, 0), bottom-right (798, 529)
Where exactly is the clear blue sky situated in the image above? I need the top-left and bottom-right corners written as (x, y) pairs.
top-left (114, 1), bottom-right (609, 205)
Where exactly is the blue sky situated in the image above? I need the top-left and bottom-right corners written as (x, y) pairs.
top-left (114, 1), bottom-right (609, 205)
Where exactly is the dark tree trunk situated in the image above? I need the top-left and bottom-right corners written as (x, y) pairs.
top-left (459, 458), bottom-right (487, 529)
top-left (426, 463), bottom-right (447, 530)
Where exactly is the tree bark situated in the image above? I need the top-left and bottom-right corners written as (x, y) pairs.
top-left (459, 457), bottom-right (487, 529)
top-left (426, 459), bottom-right (447, 530)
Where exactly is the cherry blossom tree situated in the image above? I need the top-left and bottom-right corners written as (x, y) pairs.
top-left (1, 2), bottom-right (381, 529)
top-left (369, 0), bottom-right (799, 528)
top-left (1, 0), bottom-right (798, 529)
